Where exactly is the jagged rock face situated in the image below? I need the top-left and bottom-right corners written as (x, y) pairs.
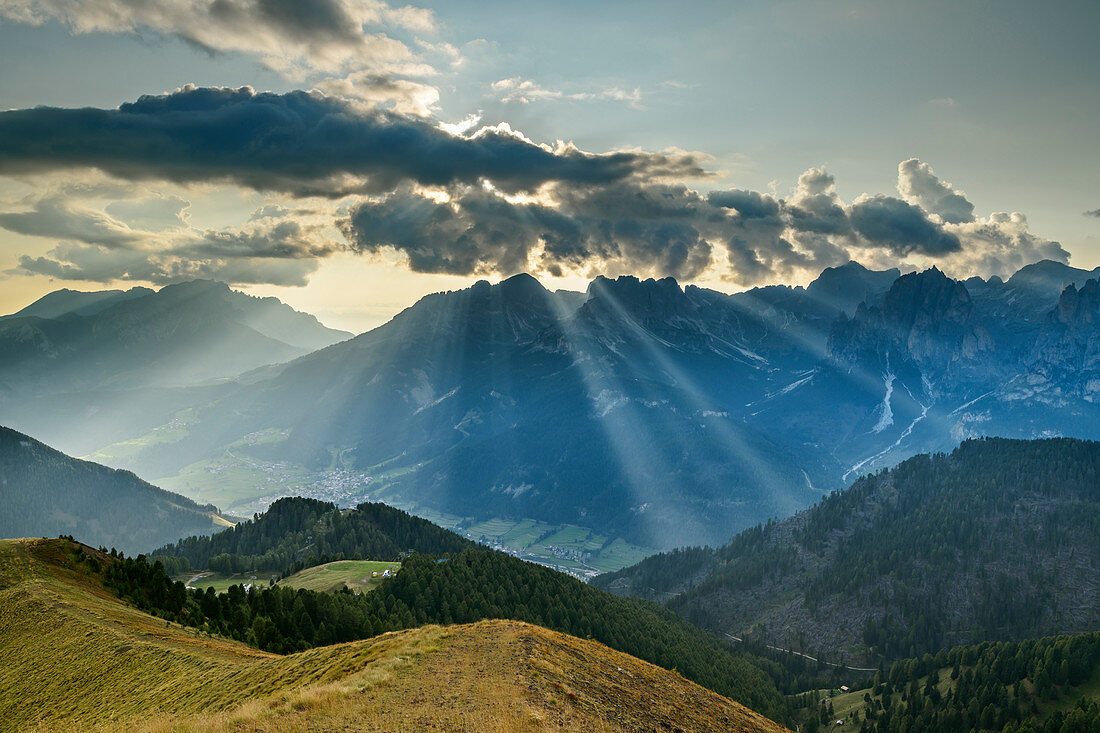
top-left (1055, 279), bottom-right (1100, 327)
top-left (1027, 279), bottom-right (1100, 398)
top-left (827, 268), bottom-right (993, 378)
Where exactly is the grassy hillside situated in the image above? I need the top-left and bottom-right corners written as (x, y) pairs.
top-left (149, 496), bottom-right (789, 719)
top-left (596, 438), bottom-right (1100, 667)
top-left (278, 559), bottom-right (401, 593)
top-left (0, 426), bottom-right (230, 555)
top-left (0, 538), bottom-right (790, 733)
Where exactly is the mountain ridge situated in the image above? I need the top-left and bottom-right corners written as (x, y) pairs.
top-left (0, 425), bottom-right (231, 555)
top-left (0, 537), bottom-right (789, 733)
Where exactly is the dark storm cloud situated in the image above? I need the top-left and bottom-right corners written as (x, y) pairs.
top-left (340, 184), bottom-right (713, 279)
top-left (706, 190), bottom-right (780, 220)
top-left (339, 167), bottom-right (969, 281)
top-left (849, 195), bottom-right (962, 256)
top-left (0, 86), bottom-right (704, 197)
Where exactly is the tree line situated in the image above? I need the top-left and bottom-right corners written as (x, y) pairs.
top-left (70, 540), bottom-right (789, 723)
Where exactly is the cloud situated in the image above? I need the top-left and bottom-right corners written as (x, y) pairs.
top-left (492, 77), bottom-right (644, 107)
top-left (938, 212), bottom-right (1069, 280)
top-left (312, 72), bottom-right (440, 116)
top-left (0, 197), bottom-right (145, 247)
top-left (341, 182), bottom-right (714, 279)
top-left (849, 195), bottom-right (962, 256)
top-left (340, 158), bottom-right (1059, 285)
top-left (105, 194), bottom-right (190, 230)
top-left (0, 91), bottom-right (1065, 290)
top-left (1085, 209), bottom-right (1100, 218)
top-left (17, 242), bottom-right (323, 286)
top-left (897, 158), bottom-right (975, 224)
top-left (0, 86), bottom-right (704, 197)
top-left (0, 0), bottom-right (436, 78)
top-left (3, 188), bottom-right (342, 286)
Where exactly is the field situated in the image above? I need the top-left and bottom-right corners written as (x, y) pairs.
top-left (413, 512), bottom-right (656, 579)
top-left (178, 571), bottom-right (277, 594)
top-left (277, 560), bottom-right (401, 593)
top-left (0, 538), bottom-right (789, 733)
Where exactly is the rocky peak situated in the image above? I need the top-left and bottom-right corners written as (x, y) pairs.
top-left (805, 261), bottom-right (902, 314)
top-left (828, 268), bottom-right (992, 372)
top-left (1056, 279), bottom-right (1100, 326)
top-left (583, 275), bottom-right (696, 327)
top-left (879, 267), bottom-right (973, 333)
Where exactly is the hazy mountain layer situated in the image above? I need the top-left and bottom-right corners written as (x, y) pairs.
top-left (0, 279), bottom-right (350, 397)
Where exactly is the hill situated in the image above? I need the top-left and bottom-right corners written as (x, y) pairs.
top-left (0, 537), bottom-right (791, 732)
top-left (150, 497), bottom-right (788, 719)
top-left (2, 285), bottom-right (153, 320)
top-left (596, 438), bottom-right (1100, 668)
top-left (155, 497), bottom-right (475, 574)
top-left (0, 426), bottom-right (230, 555)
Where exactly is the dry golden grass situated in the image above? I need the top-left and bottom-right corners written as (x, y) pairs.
top-left (0, 538), bottom-right (790, 733)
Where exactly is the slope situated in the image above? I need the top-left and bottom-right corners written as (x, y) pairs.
top-left (809, 631), bottom-right (1100, 732)
top-left (149, 496), bottom-right (787, 720)
top-left (596, 438), bottom-right (1100, 668)
top-left (0, 538), bottom-right (790, 733)
top-left (155, 497), bottom-right (474, 573)
top-left (0, 426), bottom-right (231, 555)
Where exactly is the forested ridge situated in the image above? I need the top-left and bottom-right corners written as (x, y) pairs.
top-left (71, 541), bottom-right (789, 722)
top-left (0, 426), bottom-right (222, 555)
top-left (154, 497), bottom-right (473, 574)
top-left (798, 633), bottom-right (1100, 732)
top-left (596, 438), bottom-right (1100, 665)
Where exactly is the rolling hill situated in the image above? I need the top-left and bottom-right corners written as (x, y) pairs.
top-left (0, 537), bottom-right (791, 732)
top-left (150, 495), bottom-right (788, 720)
top-left (0, 425), bottom-right (231, 555)
top-left (596, 438), bottom-right (1100, 668)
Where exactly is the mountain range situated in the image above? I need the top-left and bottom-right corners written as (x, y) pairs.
top-left (3, 259), bottom-right (1099, 555)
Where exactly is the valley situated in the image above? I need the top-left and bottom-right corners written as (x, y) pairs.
top-left (0, 6), bottom-right (1094, 729)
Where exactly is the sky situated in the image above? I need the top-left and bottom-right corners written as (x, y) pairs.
top-left (0, 0), bottom-right (1096, 332)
